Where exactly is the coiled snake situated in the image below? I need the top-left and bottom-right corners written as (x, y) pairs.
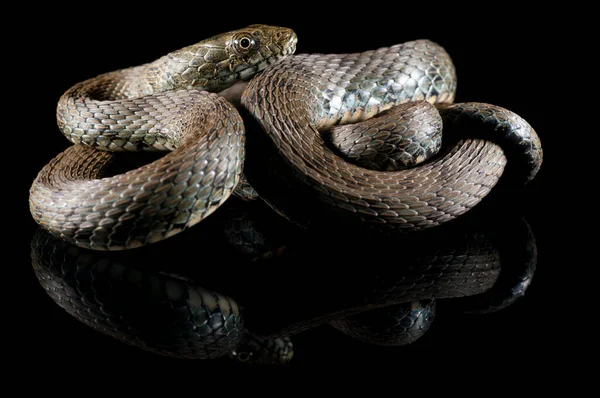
top-left (29, 24), bottom-right (542, 250)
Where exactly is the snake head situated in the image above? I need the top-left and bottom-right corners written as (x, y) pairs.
top-left (201, 25), bottom-right (297, 89)
top-left (224, 25), bottom-right (297, 75)
top-left (149, 25), bottom-right (297, 93)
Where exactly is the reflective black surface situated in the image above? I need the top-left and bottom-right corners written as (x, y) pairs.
top-left (20, 192), bottom-right (587, 374)
top-left (25, 197), bottom-right (542, 363)
top-left (14, 7), bottom-right (589, 381)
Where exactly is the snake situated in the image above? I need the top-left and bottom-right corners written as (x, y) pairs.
top-left (30, 199), bottom-right (536, 362)
top-left (29, 24), bottom-right (543, 250)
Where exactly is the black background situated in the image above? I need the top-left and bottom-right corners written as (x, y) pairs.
top-left (11, 4), bottom-right (591, 384)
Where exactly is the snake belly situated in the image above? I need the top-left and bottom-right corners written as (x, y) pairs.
top-left (29, 25), bottom-right (297, 250)
top-left (242, 40), bottom-right (543, 229)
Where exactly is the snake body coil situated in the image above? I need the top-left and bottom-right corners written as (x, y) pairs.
top-left (29, 25), bottom-right (297, 250)
top-left (30, 26), bottom-right (542, 250)
top-left (242, 41), bottom-right (542, 229)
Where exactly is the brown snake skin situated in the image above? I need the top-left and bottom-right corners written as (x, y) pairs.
top-left (29, 25), bottom-right (542, 250)
top-left (29, 25), bottom-right (296, 250)
top-left (242, 41), bottom-right (542, 228)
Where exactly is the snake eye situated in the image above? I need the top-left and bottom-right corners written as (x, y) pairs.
top-left (239, 38), bottom-right (251, 49)
top-left (235, 36), bottom-right (255, 53)
top-left (236, 351), bottom-right (251, 362)
top-left (230, 32), bottom-right (258, 56)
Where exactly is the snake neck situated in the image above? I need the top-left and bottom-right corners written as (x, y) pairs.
top-left (144, 42), bottom-right (293, 95)
top-left (55, 25), bottom-right (297, 153)
top-left (144, 44), bottom-right (242, 94)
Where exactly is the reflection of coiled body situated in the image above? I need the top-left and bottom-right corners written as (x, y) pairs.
top-left (32, 231), bottom-right (245, 360)
top-left (30, 201), bottom-right (535, 363)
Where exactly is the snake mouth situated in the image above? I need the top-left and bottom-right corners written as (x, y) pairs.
top-left (236, 42), bottom-right (297, 82)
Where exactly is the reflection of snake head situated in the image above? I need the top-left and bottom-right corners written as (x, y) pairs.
top-left (230, 334), bottom-right (294, 365)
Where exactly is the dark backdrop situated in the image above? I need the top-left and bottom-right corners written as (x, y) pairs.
top-left (11, 4), bottom-right (590, 383)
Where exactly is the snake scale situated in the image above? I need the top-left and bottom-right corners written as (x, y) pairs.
top-left (29, 24), bottom-right (542, 250)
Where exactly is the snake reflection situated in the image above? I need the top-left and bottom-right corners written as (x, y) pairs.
top-left (31, 200), bottom-right (536, 364)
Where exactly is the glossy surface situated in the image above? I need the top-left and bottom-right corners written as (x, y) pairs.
top-left (29, 197), bottom-right (531, 362)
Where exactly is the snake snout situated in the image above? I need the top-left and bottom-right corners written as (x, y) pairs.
top-left (274, 27), bottom-right (298, 55)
